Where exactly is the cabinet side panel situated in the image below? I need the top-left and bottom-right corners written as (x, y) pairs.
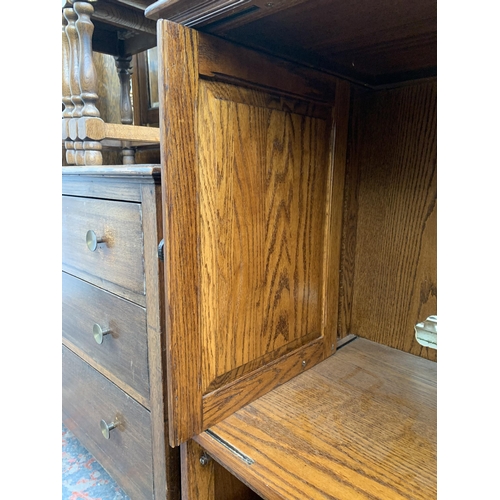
top-left (341, 80), bottom-right (437, 360)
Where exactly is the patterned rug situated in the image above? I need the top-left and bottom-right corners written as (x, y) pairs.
top-left (62, 424), bottom-right (130, 500)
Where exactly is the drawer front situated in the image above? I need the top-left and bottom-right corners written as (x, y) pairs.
top-left (62, 346), bottom-right (154, 499)
top-left (62, 272), bottom-right (150, 405)
top-left (62, 196), bottom-right (146, 305)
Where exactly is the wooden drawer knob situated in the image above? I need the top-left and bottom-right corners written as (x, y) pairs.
top-left (86, 230), bottom-right (105, 251)
top-left (93, 323), bottom-right (111, 344)
top-left (100, 419), bottom-right (119, 439)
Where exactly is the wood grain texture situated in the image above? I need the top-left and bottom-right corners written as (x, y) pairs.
top-left (62, 346), bottom-right (154, 500)
top-left (180, 439), bottom-right (262, 500)
top-left (76, 118), bottom-right (160, 143)
top-left (92, 0), bottom-right (157, 36)
top-left (62, 272), bottom-right (150, 404)
top-left (196, 338), bottom-right (436, 500)
top-left (141, 182), bottom-right (181, 500)
top-left (62, 167), bottom-right (180, 499)
top-left (62, 195), bottom-right (146, 306)
top-left (158, 19), bottom-right (203, 446)
top-left (197, 32), bottom-right (339, 103)
top-left (339, 80), bottom-right (437, 360)
top-left (62, 165), bottom-right (160, 201)
top-left (198, 80), bottom-right (330, 391)
top-left (202, 337), bottom-right (325, 428)
top-left (181, 439), bottom-right (216, 500)
top-left (158, 20), bottom-right (349, 445)
top-left (321, 78), bottom-right (350, 356)
top-left (202, 0), bottom-right (436, 87)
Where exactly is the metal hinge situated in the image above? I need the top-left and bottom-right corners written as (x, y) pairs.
top-left (158, 239), bottom-right (164, 262)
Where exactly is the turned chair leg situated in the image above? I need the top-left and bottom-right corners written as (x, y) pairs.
top-left (115, 55), bottom-right (136, 165)
top-left (62, 0), bottom-right (103, 166)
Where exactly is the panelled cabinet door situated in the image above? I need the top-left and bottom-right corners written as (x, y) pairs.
top-left (158, 20), bottom-right (350, 446)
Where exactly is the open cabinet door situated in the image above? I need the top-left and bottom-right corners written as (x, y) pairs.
top-left (158, 20), bottom-right (350, 446)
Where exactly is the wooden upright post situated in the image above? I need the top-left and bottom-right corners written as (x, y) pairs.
top-left (74, 1), bottom-right (102, 165)
top-left (115, 55), bottom-right (136, 164)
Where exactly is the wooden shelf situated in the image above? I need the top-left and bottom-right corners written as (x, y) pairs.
top-left (195, 337), bottom-right (437, 500)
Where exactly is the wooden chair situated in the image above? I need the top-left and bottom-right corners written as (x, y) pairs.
top-left (62, 0), bottom-right (160, 165)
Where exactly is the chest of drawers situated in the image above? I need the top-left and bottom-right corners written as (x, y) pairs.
top-left (62, 166), bottom-right (180, 500)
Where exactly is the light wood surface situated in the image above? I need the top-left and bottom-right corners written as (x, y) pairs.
top-left (339, 80), bottom-right (437, 360)
top-left (197, 79), bottom-right (328, 389)
top-left (158, 18), bottom-right (204, 446)
top-left (196, 337), bottom-right (437, 500)
top-left (158, 20), bottom-right (349, 445)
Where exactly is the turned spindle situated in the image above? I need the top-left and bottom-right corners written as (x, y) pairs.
top-left (115, 55), bottom-right (136, 164)
top-left (74, 1), bottom-right (100, 118)
top-left (74, 141), bottom-right (86, 166)
top-left (62, 13), bottom-right (74, 122)
top-left (65, 141), bottom-right (76, 165)
top-left (63, 6), bottom-right (83, 119)
top-left (63, 6), bottom-right (83, 164)
top-left (83, 141), bottom-right (103, 166)
top-left (62, 12), bottom-right (75, 165)
top-left (114, 56), bottom-right (134, 125)
top-left (74, 1), bottom-right (102, 165)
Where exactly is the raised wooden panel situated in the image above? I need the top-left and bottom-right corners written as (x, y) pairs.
top-left (198, 80), bottom-right (330, 393)
top-left (339, 80), bottom-right (437, 360)
top-left (158, 20), bottom-right (349, 445)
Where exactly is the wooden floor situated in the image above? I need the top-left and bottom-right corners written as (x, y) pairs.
top-left (196, 337), bottom-right (437, 500)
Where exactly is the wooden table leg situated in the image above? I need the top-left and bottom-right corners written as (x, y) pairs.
top-left (115, 55), bottom-right (136, 164)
